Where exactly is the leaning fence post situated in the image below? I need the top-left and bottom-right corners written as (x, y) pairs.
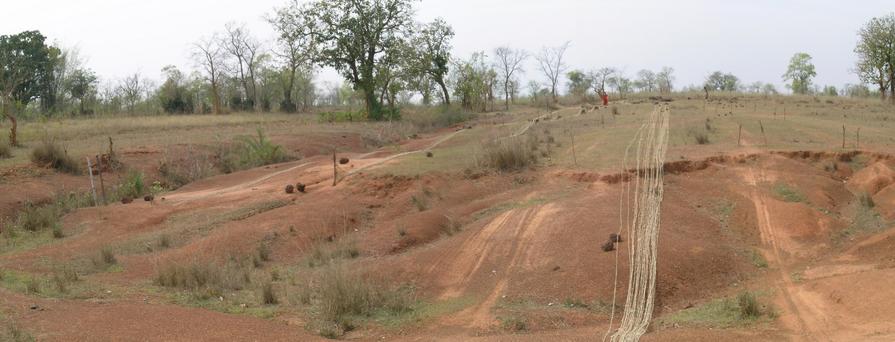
top-left (738, 124), bottom-right (742, 147)
top-left (842, 125), bottom-right (846, 149)
top-left (86, 157), bottom-right (98, 205)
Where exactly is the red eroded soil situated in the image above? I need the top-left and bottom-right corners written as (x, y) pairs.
top-left (2, 119), bottom-right (895, 341)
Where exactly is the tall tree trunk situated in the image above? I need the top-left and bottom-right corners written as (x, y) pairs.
top-left (211, 82), bottom-right (222, 115)
top-left (363, 87), bottom-right (377, 120)
top-left (436, 78), bottom-right (450, 106)
top-left (504, 79), bottom-right (510, 111)
top-left (5, 114), bottom-right (17, 147)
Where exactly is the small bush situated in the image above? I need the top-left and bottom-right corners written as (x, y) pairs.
top-left (31, 139), bottom-right (81, 174)
top-left (116, 170), bottom-right (146, 200)
top-left (687, 127), bottom-right (711, 145)
top-left (25, 277), bottom-right (41, 294)
top-left (51, 224), bottom-right (64, 239)
top-left (0, 139), bottom-right (11, 159)
top-left (316, 268), bottom-right (415, 336)
top-left (2, 322), bottom-right (34, 342)
top-left (155, 259), bottom-right (252, 294)
top-left (219, 129), bottom-right (291, 173)
top-left (306, 240), bottom-right (360, 268)
top-left (257, 243), bottom-right (272, 262)
top-left (410, 195), bottom-right (428, 212)
top-left (93, 247), bottom-right (118, 270)
top-left (480, 135), bottom-right (539, 172)
top-left (859, 192), bottom-right (875, 208)
top-left (500, 316), bottom-right (528, 332)
top-left (15, 202), bottom-right (59, 232)
top-left (737, 292), bottom-right (761, 319)
top-left (261, 281), bottom-right (278, 305)
top-left (773, 183), bottom-right (805, 203)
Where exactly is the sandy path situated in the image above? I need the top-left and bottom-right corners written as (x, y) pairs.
top-left (743, 165), bottom-right (851, 341)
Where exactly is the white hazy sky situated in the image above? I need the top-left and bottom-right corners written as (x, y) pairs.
top-left (2, 0), bottom-right (892, 92)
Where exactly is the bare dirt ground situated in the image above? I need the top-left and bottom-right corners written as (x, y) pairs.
top-left (1, 97), bottom-right (894, 341)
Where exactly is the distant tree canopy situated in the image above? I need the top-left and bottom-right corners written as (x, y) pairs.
top-left (0, 30), bottom-right (56, 145)
top-left (705, 71), bottom-right (740, 92)
top-left (855, 14), bottom-right (895, 102)
top-left (783, 53), bottom-right (816, 95)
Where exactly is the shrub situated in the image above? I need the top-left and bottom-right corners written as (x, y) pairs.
top-left (0, 139), bottom-right (11, 159)
top-left (257, 243), bottom-right (272, 262)
top-left (218, 129), bottom-right (291, 173)
top-left (25, 277), bottom-right (41, 294)
top-left (155, 259), bottom-right (252, 295)
top-left (687, 127), bottom-right (711, 145)
top-left (31, 139), bottom-right (81, 174)
top-left (500, 316), bottom-right (528, 332)
top-left (93, 247), bottom-right (118, 270)
top-left (737, 292), bottom-right (761, 319)
top-left (859, 192), bottom-right (875, 208)
top-left (261, 281), bottom-right (278, 305)
top-left (15, 202), bottom-right (59, 232)
top-left (316, 268), bottom-right (415, 335)
top-left (480, 135), bottom-right (539, 172)
top-left (116, 170), bottom-right (146, 200)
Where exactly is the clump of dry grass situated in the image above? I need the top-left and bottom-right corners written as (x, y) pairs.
top-left (31, 138), bottom-right (81, 174)
top-left (0, 139), bottom-right (11, 159)
top-left (155, 258), bottom-right (253, 299)
top-left (479, 135), bottom-right (539, 172)
top-left (314, 267), bottom-right (415, 337)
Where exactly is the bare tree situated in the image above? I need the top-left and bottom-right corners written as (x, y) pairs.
top-left (223, 22), bottom-right (263, 111)
top-left (535, 41), bottom-right (571, 102)
top-left (656, 66), bottom-right (675, 94)
top-left (192, 36), bottom-right (225, 114)
top-left (591, 67), bottom-right (617, 95)
top-left (493, 46), bottom-right (528, 110)
top-left (118, 72), bottom-right (144, 114)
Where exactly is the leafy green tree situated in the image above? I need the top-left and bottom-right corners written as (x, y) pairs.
top-left (452, 52), bottom-right (496, 112)
top-left (783, 53), bottom-right (817, 95)
top-left (268, 2), bottom-right (316, 113)
top-left (411, 19), bottom-right (454, 106)
top-left (66, 68), bottom-right (97, 114)
top-left (157, 66), bottom-right (194, 114)
top-left (855, 14), bottom-right (895, 102)
top-left (301, 0), bottom-right (414, 120)
top-left (705, 71), bottom-right (740, 91)
top-left (566, 70), bottom-right (591, 98)
top-left (0, 31), bottom-right (55, 145)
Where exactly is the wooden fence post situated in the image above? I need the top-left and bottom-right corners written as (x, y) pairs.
top-left (86, 157), bottom-right (98, 205)
top-left (332, 149), bottom-right (337, 186)
top-left (842, 125), bottom-right (846, 149)
top-left (97, 155), bottom-right (107, 204)
top-left (738, 124), bottom-right (742, 147)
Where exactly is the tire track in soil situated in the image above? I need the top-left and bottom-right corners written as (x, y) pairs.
top-left (743, 166), bottom-right (844, 341)
top-left (432, 202), bottom-right (557, 330)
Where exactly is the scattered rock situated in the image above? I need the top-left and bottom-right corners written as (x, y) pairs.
top-left (143, 194), bottom-right (154, 202)
top-left (426, 151), bottom-right (433, 158)
top-left (296, 183), bottom-right (306, 193)
top-left (610, 233), bottom-right (623, 243)
top-left (285, 184), bottom-right (295, 194)
top-left (121, 197), bottom-right (133, 204)
top-left (602, 240), bottom-right (616, 252)
top-left (552, 266), bottom-right (561, 272)
top-left (30, 304), bottom-right (39, 310)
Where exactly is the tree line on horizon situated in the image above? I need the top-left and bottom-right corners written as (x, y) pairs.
top-left (1, 2), bottom-right (894, 145)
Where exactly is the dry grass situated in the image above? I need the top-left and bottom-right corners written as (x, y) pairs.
top-left (30, 138), bottom-right (81, 174)
top-left (479, 134), bottom-right (539, 172)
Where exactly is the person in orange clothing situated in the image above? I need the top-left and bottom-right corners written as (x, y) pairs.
top-left (600, 90), bottom-right (609, 106)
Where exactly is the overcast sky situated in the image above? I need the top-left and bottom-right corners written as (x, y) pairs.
top-left (2, 0), bottom-right (892, 93)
